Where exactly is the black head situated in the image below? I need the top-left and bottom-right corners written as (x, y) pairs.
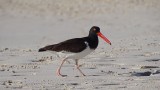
top-left (89, 26), bottom-right (100, 34)
top-left (89, 26), bottom-right (112, 45)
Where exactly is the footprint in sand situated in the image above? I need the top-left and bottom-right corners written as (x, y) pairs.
top-left (2, 80), bottom-right (23, 89)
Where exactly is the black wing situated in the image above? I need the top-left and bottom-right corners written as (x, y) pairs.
top-left (39, 38), bottom-right (87, 53)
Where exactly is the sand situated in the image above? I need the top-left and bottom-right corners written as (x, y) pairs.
top-left (0, 0), bottom-right (160, 90)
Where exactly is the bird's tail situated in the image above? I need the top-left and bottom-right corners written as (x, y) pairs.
top-left (38, 45), bottom-right (55, 52)
top-left (38, 48), bottom-right (47, 52)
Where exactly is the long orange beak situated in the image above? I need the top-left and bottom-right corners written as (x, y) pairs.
top-left (97, 32), bottom-right (111, 45)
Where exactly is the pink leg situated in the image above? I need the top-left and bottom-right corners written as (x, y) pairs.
top-left (75, 59), bottom-right (86, 76)
top-left (56, 57), bottom-right (68, 77)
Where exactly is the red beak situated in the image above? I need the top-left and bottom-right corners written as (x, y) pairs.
top-left (97, 32), bottom-right (111, 45)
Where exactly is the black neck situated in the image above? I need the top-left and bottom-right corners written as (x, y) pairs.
top-left (86, 33), bottom-right (99, 49)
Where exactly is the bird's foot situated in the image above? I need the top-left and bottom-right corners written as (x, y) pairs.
top-left (75, 66), bottom-right (86, 76)
top-left (81, 73), bottom-right (86, 76)
top-left (58, 74), bottom-right (67, 77)
top-left (56, 70), bottom-right (67, 77)
top-left (78, 63), bottom-right (85, 67)
top-left (75, 74), bottom-right (86, 77)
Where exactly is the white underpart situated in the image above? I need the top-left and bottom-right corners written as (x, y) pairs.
top-left (48, 41), bottom-right (94, 59)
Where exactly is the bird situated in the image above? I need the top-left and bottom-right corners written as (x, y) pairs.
top-left (38, 26), bottom-right (111, 77)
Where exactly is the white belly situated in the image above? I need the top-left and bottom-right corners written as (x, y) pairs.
top-left (48, 41), bottom-right (94, 60)
top-left (67, 47), bottom-right (94, 59)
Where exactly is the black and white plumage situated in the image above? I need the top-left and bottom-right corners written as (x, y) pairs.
top-left (39, 26), bottom-right (111, 76)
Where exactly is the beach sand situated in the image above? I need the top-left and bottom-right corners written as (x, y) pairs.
top-left (0, 0), bottom-right (160, 90)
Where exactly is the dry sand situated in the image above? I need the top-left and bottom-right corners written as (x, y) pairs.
top-left (0, 0), bottom-right (160, 90)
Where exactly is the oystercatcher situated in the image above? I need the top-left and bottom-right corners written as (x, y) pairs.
top-left (39, 26), bottom-right (111, 76)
